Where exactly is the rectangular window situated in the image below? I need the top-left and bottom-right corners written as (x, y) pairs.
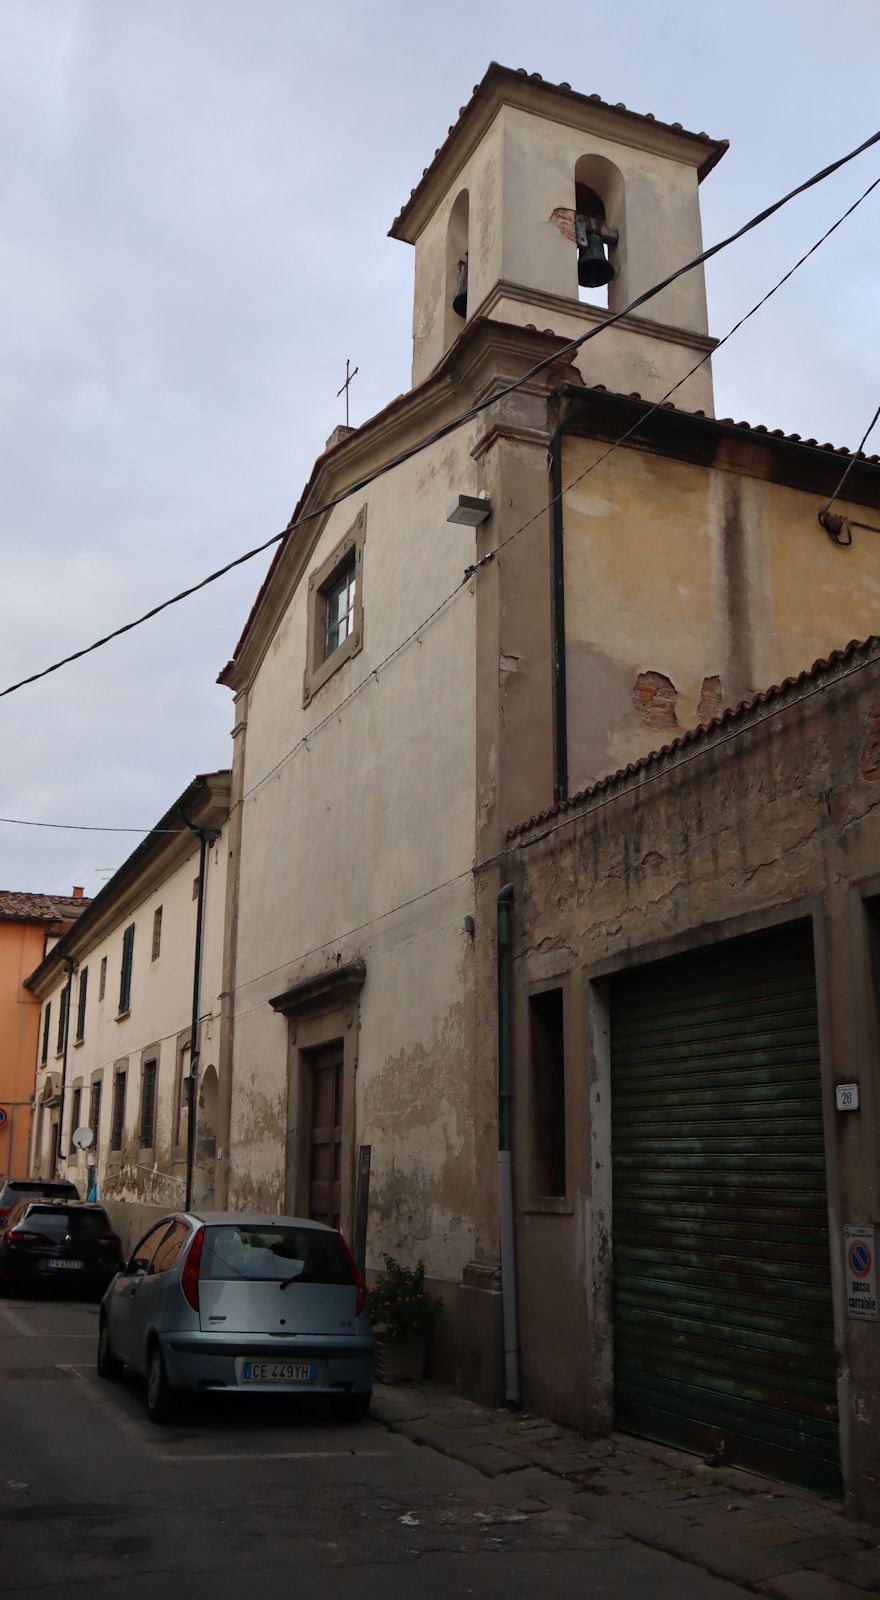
top-left (110, 1070), bottom-right (126, 1151)
top-left (140, 1059), bottom-right (158, 1148)
top-left (193, 875), bottom-right (200, 900)
top-left (75, 967), bottom-right (88, 1042)
top-left (303, 509), bottom-right (366, 706)
top-left (151, 906), bottom-right (163, 962)
top-left (174, 1036), bottom-right (190, 1148)
top-left (41, 1003), bottom-right (51, 1065)
top-left (99, 956), bottom-right (107, 1001)
top-left (56, 986), bottom-right (69, 1055)
top-left (69, 1087), bottom-right (82, 1153)
top-left (323, 556), bottom-right (356, 660)
top-left (89, 1079), bottom-right (102, 1142)
top-left (119, 924), bottom-right (135, 1014)
top-left (529, 988), bottom-right (567, 1199)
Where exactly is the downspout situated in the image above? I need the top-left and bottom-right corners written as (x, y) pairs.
top-left (497, 882), bottom-right (520, 1406)
top-left (57, 956), bottom-right (76, 1176)
top-left (180, 815), bottom-right (214, 1212)
top-left (549, 391), bottom-right (589, 806)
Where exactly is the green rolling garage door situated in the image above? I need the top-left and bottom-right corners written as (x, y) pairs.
top-left (610, 923), bottom-right (840, 1493)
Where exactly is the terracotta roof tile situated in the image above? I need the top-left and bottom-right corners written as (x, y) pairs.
top-left (390, 63), bottom-right (728, 238)
top-left (0, 891), bottom-right (91, 923)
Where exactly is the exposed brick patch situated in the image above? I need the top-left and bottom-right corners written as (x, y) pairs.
top-left (633, 671), bottom-right (679, 730)
top-left (859, 705), bottom-right (880, 781)
top-left (549, 206), bottom-right (577, 243)
top-left (697, 674), bottom-right (723, 726)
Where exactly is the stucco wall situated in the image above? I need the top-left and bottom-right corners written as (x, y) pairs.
top-left (0, 921), bottom-right (46, 1174)
top-left (561, 431), bottom-right (880, 791)
top-left (30, 829), bottom-right (227, 1209)
top-left (505, 646), bottom-right (880, 1515)
top-left (227, 432), bottom-right (483, 1288)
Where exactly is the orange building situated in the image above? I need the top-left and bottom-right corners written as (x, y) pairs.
top-left (0, 890), bottom-right (89, 1176)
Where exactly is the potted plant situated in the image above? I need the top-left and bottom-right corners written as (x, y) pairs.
top-left (368, 1254), bottom-right (440, 1383)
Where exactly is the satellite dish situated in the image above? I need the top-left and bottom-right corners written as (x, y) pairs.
top-left (72, 1126), bottom-right (93, 1149)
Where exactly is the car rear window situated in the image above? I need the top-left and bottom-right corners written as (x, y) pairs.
top-left (8, 1181), bottom-right (78, 1198)
top-left (21, 1208), bottom-right (114, 1239)
top-left (201, 1225), bottom-right (355, 1285)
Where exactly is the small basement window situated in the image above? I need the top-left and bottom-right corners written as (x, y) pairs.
top-left (529, 987), bottom-right (567, 1199)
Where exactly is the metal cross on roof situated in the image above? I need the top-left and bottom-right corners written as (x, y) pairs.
top-left (336, 358), bottom-right (359, 428)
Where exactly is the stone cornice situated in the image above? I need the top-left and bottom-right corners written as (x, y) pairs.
top-left (269, 961), bottom-right (367, 1015)
top-left (476, 279), bottom-right (718, 355)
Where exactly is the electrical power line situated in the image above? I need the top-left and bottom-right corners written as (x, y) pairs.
top-left (822, 400), bottom-right (880, 514)
top-left (231, 172), bottom-right (880, 813)
top-left (0, 815), bottom-right (187, 834)
top-left (1, 128), bottom-right (878, 704)
top-left (5, 168), bottom-right (878, 840)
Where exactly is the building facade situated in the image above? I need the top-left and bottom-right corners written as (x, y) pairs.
top-left (502, 638), bottom-right (880, 1514)
top-left (28, 774), bottom-right (229, 1244)
top-left (213, 62), bottom-right (880, 1430)
top-left (0, 889), bottom-right (88, 1175)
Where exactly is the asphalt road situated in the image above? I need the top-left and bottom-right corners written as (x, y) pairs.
top-left (0, 1291), bottom-right (754, 1599)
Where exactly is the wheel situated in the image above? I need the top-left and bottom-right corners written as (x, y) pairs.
top-left (145, 1342), bottom-right (175, 1425)
top-left (96, 1315), bottom-right (122, 1380)
top-left (333, 1390), bottom-right (372, 1422)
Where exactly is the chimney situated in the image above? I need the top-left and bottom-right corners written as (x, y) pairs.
top-left (72, 886), bottom-right (84, 899)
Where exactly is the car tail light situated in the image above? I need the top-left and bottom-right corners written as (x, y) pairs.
top-left (9, 1229), bottom-right (42, 1245)
top-left (337, 1231), bottom-right (367, 1317)
top-left (96, 1235), bottom-right (120, 1249)
top-left (180, 1225), bottom-right (205, 1312)
top-left (0, 1208), bottom-right (10, 1221)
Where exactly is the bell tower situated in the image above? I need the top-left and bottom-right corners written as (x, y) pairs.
top-left (389, 65), bottom-right (727, 415)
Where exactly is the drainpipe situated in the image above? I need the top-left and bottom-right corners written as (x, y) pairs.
top-left (57, 956), bottom-right (76, 1176)
top-left (180, 816), bottom-right (214, 1212)
top-left (497, 882), bottom-right (520, 1407)
top-left (549, 390), bottom-right (590, 806)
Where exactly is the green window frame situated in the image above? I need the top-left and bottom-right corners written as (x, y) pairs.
top-left (119, 925), bottom-right (135, 1014)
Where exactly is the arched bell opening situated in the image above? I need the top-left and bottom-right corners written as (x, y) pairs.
top-left (573, 154), bottom-right (625, 313)
top-left (444, 188), bottom-right (470, 350)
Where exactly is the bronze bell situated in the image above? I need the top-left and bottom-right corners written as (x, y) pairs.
top-left (577, 228), bottom-right (614, 288)
top-left (452, 259), bottom-right (468, 318)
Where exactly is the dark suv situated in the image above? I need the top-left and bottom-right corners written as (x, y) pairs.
top-left (0, 1177), bottom-right (80, 1222)
top-left (0, 1200), bottom-right (123, 1295)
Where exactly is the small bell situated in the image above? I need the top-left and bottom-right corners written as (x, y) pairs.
top-left (577, 228), bottom-right (614, 289)
top-left (452, 259), bottom-right (468, 318)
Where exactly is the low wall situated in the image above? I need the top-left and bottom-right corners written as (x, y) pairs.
top-left (102, 1200), bottom-right (171, 1257)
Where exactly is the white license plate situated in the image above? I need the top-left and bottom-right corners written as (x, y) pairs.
top-left (236, 1359), bottom-right (316, 1385)
top-left (43, 1259), bottom-right (84, 1271)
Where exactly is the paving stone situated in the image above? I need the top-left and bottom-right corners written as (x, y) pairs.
top-left (655, 1523), bottom-right (815, 1584)
top-left (762, 1571), bottom-right (879, 1600)
top-left (449, 1442), bottom-right (526, 1478)
top-left (817, 1552), bottom-right (880, 1591)
top-left (569, 1489), bottom-right (673, 1545)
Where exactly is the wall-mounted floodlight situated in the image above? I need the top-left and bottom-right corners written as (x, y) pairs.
top-left (447, 492), bottom-right (492, 527)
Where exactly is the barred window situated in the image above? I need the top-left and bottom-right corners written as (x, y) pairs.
top-left (110, 1071), bottom-right (126, 1152)
top-left (139, 1059), bottom-right (158, 1148)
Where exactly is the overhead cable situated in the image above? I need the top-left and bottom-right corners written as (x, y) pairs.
top-left (1, 127), bottom-right (878, 702)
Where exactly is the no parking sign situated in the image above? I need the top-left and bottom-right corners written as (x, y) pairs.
top-left (845, 1224), bottom-right (878, 1320)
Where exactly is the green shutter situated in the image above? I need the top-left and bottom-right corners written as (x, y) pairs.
top-left (610, 924), bottom-right (840, 1494)
top-left (56, 987), bottom-right (69, 1055)
top-left (76, 967), bottom-right (88, 1041)
top-left (42, 1003), bottom-right (51, 1064)
top-left (119, 925), bottom-right (135, 1013)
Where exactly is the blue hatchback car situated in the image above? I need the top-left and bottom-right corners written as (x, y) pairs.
top-left (98, 1211), bottom-right (375, 1423)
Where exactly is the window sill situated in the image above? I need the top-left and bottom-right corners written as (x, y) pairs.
top-left (138, 1145), bottom-right (156, 1162)
top-left (523, 1197), bottom-right (573, 1216)
top-left (106, 1151), bottom-right (123, 1168)
top-left (115, 1010), bottom-right (131, 1022)
top-left (73, 1037), bottom-right (84, 1049)
top-left (303, 625), bottom-right (362, 706)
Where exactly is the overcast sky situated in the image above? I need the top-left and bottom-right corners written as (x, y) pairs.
top-left (1, 0), bottom-right (878, 896)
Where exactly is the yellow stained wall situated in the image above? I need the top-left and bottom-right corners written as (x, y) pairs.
top-left (0, 921), bottom-right (47, 1174)
top-left (562, 433), bottom-right (880, 789)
